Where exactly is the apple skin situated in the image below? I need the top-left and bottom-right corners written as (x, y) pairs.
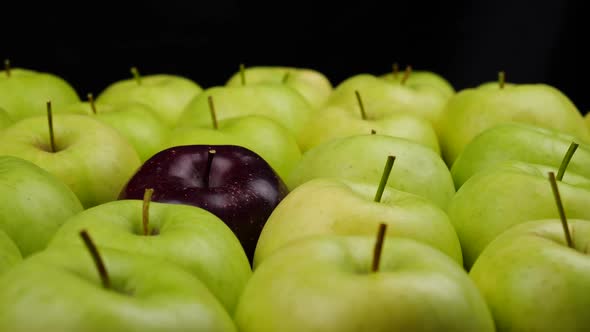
top-left (438, 83), bottom-right (590, 166)
top-left (298, 105), bottom-right (440, 154)
top-left (0, 230), bottom-right (21, 275)
top-left (118, 144), bottom-right (289, 263)
top-left (448, 161), bottom-right (590, 268)
top-left (236, 235), bottom-right (495, 332)
top-left (0, 114), bottom-right (142, 208)
top-left (254, 178), bottom-right (463, 267)
top-left (0, 68), bottom-right (80, 121)
top-left (96, 73), bottom-right (203, 128)
top-left (0, 107), bottom-right (12, 130)
top-left (470, 219), bottom-right (590, 331)
top-left (162, 115), bottom-right (302, 181)
top-left (451, 122), bottom-right (590, 188)
top-left (0, 245), bottom-right (237, 332)
top-left (225, 65), bottom-right (333, 109)
top-left (380, 69), bottom-right (455, 98)
top-left (47, 199), bottom-right (252, 314)
top-left (0, 156), bottom-right (83, 256)
top-left (287, 134), bottom-right (455, 211)
top-left (176, 84), bottom-right (313, 147)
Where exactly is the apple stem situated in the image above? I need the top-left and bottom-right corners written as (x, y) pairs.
top-left (131, 66), bottom-right (142, 85)
top-left (371, 129), bottom-right (377, 135)
top-left (79, 230), bottom-right (111, 289)
top-left (392, 62), bottom-right (399, 79)
top-left (401, 65), bottom-right (412, 85)
top-left (87, 93), bottom-right (97, 114)
top-left (354, 90), bottom-right (368, 120)
top-left (371, 223), bottom-right (388, 273)
top-left (204, 149), bottom-right (216, 188)
top-left (548, 171), bottom-right (575, 249)
top-left (4, 59), bottom-right (10, 77)
top-left (207, 96), bottom-right (219, 130)
top-left (239, 63), bottom-right (246, 85)
top-left (374, 155), bottom-right (396, 202)
top-left (142, 188), bottom-right (154, 236)
top-left (557, 142), bottom-right (579, 181)
top-left (46, 101), bottom-right (56, 153)
top-left (282, 71), bottom-right (291, 84)
top-left (498, 71), bottom-right (506, 89)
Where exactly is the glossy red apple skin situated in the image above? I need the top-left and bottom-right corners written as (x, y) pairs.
top-left (118, 145), bottom-right (289, 264)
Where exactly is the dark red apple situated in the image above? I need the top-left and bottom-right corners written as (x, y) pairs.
top-left (118, 144), bottom-right (289, 264)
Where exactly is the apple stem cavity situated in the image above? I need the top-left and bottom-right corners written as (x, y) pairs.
top-left (374, 155), bottom-right (396, 202)
top-left (3, 59), bottom-right (10, 77)
top-left (207, 95), bottom-right (219, 130)
top-left (371, 129), bottom-right (377, 135)
top-left (371, 223), bottom-right (388, 273)
top-left (204, 149), bottom-right (216, 188)
top-left (498, 71), bottom-right (506, 89)
top-left (354, 90), bottom-right (368, 120)
top-left (282, 71), bottom-right (291, 84)
top-left (87, 93), bottom-right (98, 114)
top-left (557, 142), bottom-right (579, 181)
top-left (392, 62), bottom-right (399, 79)
top-left (401, 65), bottom-right (412, 85)
top-left (548, 171), bottom-right (575, 249)
top-left (46, 101), bottom-right (57, 153)
top-left (239, 63), bottom-right (246, 85)
top-left (142, 188), bottom-right (155, 236)
top-left (79, 230), bottom-right (111, 289)
top-left (130, 66), bottom-right (142, 85)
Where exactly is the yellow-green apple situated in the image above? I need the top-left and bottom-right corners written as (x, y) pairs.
top-left (380, 64), bottom-right (455, 98)
top-left (0, 230), bottom-right (21, 275)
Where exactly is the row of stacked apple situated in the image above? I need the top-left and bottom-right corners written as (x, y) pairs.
top-left (1, 61), bottom-right (589, 331)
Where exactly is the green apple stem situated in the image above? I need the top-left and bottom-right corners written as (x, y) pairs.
top-left (354, 90), bottom-right (368, 120)
top-left (46, 101), bottom-right (56, 153)
top-left (79, 230), bottom-right (111, 289)
top-left (401, 65), bottom-right (412, 85)
top-left (142, 188), bottom-right (154, 236)
top-left (282, 71), bottom-right (291, 84)
top-left (131, 66), bottom-right (142, 85)
top-left (557, 142), bottom-right (579, 181)
top-left (548, 171), bottom-right (575, 249)
top-left (498, 71), bottom-right (506, 89)
top-left (392, 62), bottom-right (399, 79)
top-left (371, 223), bottom-right (388, 273)
top-left (87, 93), bottom-right (98, 114)
top-left (239, 63), bottom-right (246, 85)
top-left (207, 96), bottom-right (219, 130)
top-left (3, 59), bottom-right (10, 77)
top-left (204, 149), bottom-right (216, 188)
top-left (374, 155), bottom-right (396, 202)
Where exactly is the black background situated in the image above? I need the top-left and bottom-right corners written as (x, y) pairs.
top-left (2, 0), bottom-right (588, 113)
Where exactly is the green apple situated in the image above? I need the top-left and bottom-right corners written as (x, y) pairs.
top-left (380, 64), bottom-right (455, 98)
top-left (287, 134), bottom-right (455, 211)
top-left (470, 218), bottom-right (590, 331)
top-left (299, 97), bottom-right (440, 154)
top-left (0, 107), bottom-right (12, 130)
top-left (0, 230), bottom-right (21, 275)
top-left (176, 84), bottom-right (313, 147)
top-left (451, 122), bottom-right (590, 188)
top-left (236, 234), bottom-right (495, 332)
top-left (47, 199), bottom-right (252, 313)
top-left (0, 241), bottom-right (236, 331)
top-left (225, 65), bottom-right (333, 108)
top-left (96, 67), bottom-right (203, 127)
top-left (438, 78), bottom-right (590, 166)
top-left (254, 177), bottom-right (463, 267)
top-left (0, 156), bottom-right (83, 256)
top-left (63, 96), bottom-right (169, 162)
top-left (323, 73), bottom-right (449, 131)
top-left (162, 114), bottom-right (301, 181)
top-left (0, 62), bottom-right (80, 121)
top-left (0, 112), bottom-right (141, 208)
top-left (449, 160), bottom-right (590, 268)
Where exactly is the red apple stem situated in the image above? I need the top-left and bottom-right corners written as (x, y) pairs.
top-left (79, 230), bottom-right (111, 289)
top-left (239, 63), bottom-right (246, 85)
top-left (498, 71), bottom-right (506, 89)
top-left (142, 188), bottom-right (154, 236)
top-left (131, 66), bottom-right (142, 85)
top-left (371, 223), bottom-right (388, 273)
top-left (401, 65), bottom-right (412, 85)
top-left (374, 155), bottom-right (396, 202)
top-left (548, 171), bottom-right (575, 249)
top-left (46, 101), bottom-right (56, 153)
top-left (557, 142), bottom-right (579, 181)
top-left (204, 149), bottom-right (216, 188)
top-left (207, 96), bottom-right (219, 130)
top-left (4, 59), bottom-right (10, 77)
top-left (282, 71), bottom-right (291, 84)
top-left (392, 62), bottom-right (399, 79)
top-left (87, 93), bottom-right (97, 114)
top-left (354, 90), bottom-right (368, 120)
